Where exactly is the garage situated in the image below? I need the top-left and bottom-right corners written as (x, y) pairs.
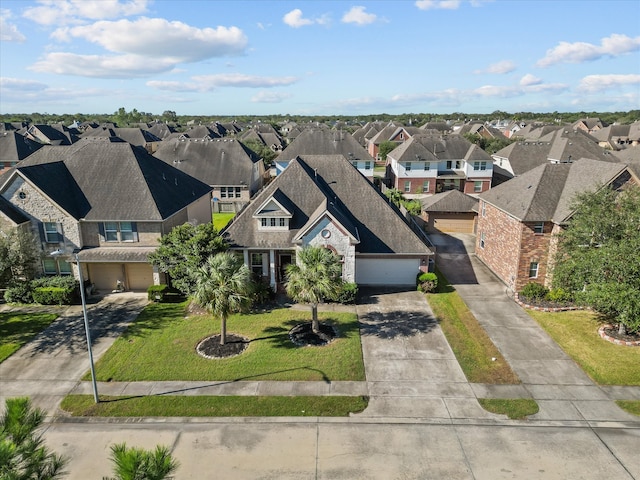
top-left (88, 263), bottom-right (125, 293)
top-left (431, 213), bottom-right (476, 233)
top-left (125, 263), bottom-right (154, 291)
top-left (355, 258), bottom-right (421, 286)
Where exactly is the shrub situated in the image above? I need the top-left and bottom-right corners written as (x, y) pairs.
top-left (547, 287), bottom-right (573, 304)
top-left (32, 286), bottom-right (74, 305)
top-left (31, 275), bottom-right (77, 290)
top-left (520, 282), bottom-right (549, 300)
top-left (250, 279), bottom-right (275, 306)
top-left (4, 281), bottom-right (33, 304)
top-left (417, 272), bottom-right (438, 293)
top-left (332, 282), bottom-right (359, 304)
top-left (147, 284), bottom-right (171, 302)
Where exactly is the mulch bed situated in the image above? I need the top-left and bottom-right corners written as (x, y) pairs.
top-left (196, 334), bottom-right (249, 359)
top-left (601, 325), bottom-right (640, 346)
top-left (289, 322), bottom-right (338, 346)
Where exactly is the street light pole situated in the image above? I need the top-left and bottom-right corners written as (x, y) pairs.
top-left (51, 250), bottom-right (99, 403)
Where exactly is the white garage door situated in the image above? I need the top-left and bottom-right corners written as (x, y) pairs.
top-left (355, 258), bottom-right (420, 286)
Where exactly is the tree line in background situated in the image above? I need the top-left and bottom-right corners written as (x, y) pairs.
top-left (1, 109), bottom-right (639, 130)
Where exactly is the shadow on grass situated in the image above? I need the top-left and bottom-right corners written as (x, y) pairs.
top-left (256, 316), bottom-right (360, 350)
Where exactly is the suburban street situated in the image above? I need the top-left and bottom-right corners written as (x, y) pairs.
top-left (2, 235), bottom-right (639, 479)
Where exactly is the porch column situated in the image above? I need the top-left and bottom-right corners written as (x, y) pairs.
top-left (269, 250), bottom-right (276, 291)
top-left (243, 249), bottom-right (249, 266)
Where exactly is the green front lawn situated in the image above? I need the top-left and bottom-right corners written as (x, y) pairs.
top-left (426, 271), bottom-right (520, 384)
top-left (91, 301), bottom-right (365, 382)
top-left (0, 312), bottom-right (59, 363)
top-left (527, 310), bottom-right (640, 385)
top-left (61, 395), bottom-right (369, 417)
top-left (212, 212), bottom-right (235, 231)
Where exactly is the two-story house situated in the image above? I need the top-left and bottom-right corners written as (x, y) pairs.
top-left (153, 137), bottom-right (265, 214)
top-left (0, 131), bottom-right (43, 174)
top-left (475, 158), bottom-right (639, 293)
top-left (274, 128), bottom-right (376, 181)
top-left (223, 154), bottom-right (434, 291)
top-left (0, 138), bottom-right (213, 292)
top-left (387, 134), bottom-right (493, 195)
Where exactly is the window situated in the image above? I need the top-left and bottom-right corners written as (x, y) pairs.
top-left (405, 162), bottom-right (412, 171)
top-left (120, 222), bottom-right (134, 242)
top-left (279, 218), bottom-right (286, 227)
top-left (423, 162), bottom-right (430, 171)
top-left (251, 253), bottom-right (263, 276)
top-left (220, 187), bottom-right (228, 199)
top-left (404, 181), bottom-right (411, 193)
top-left (474, 181), bottom-right (483, 193)
top-left (104, 222), bottom-right (119, 242)
top-left (364, 161), bottom-right (371, 170)
top-left (42, 259), bottom-right (71, 275)
top-left (270, 218), bottom-right (276, 227)
top-left (533, 222), bottom-right (544, 234)
top-left (103, 222), bottom-right (137, 243)
top-left (422, 180), bottom-right (430, 193)
top-left (43, 258), bottom-right (57, 275)
top-left (480, 232), bottom-right (485, 249)
top-left (446, 161), bottom-right (452, 170)
top-left (259, 217), bottom-right (287, 230)
top-left (473, 161), bottom-right (487, 171)
top-left (529, 262), bottom-right (539, 278)
top-left (234, 187), bottom-right (241, 198)
top-left (481, 202), bottom-right (486, 217)
top-left (44, 222), bottom-right (60, 243)
top-left (455, 160), bottom-right (462, 169)
top-left (260, 218), bottom-right (267, 227)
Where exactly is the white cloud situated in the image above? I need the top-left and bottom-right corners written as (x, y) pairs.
top-left (342, 6), bottom-right (377, 26)
top-left (54, 18), bottom-right (247, 59)
top-left (474, 60), bottom-right (516, 75)
top-left (283, 9), bottom-right (329, 28)
top-left (0, 77), bottom-right (47, 92)
top-left (251, 91), bottom-right (292, 103)
top-left (283, 9), bottom-right (314, 28)
top-left (578, 74), bottom-right (640, 93)
top-left (147, 74), bottom-right (299, 93)
top-left (537, 34), bottom-right (640, 67)
top-left (23, 0), bottom-right (149, 26)
top-left (30, 52), bottom-right (174, 78)
top-left (0, 9), bottom-right (26, 42)
top-left (519, 73), bottom-right (542, 86)
top-left (415, 1), bottom-right (462, 10)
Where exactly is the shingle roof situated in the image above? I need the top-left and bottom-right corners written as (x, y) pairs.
top-left (421, 190), bottom-right (478, 213)
top-left (0, 195), bottom-right (30, 225)
top-left (479, 158), bottom-right (630, 223)
top-left (153, 137), bottom-right (259, 186)
top-left (0, 131), bottom-right (43, 162)
top-left (223, 154), bottom-right (432, 255)
top-left (11, 138), bottom-right (212, 221)
top-left (277, 128), bottom-right (374, 162)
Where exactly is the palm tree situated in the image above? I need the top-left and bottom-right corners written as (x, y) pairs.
top-left (285, 246), bottom-right (342, 334)
top-left (0, 397), bottom-right (67, 480)
top-left (193, 252), bottom-right (253, 345)
top-left (105, 443), bottom-right (178, 480)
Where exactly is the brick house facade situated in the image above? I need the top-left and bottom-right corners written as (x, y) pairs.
top-left (475, 159), bottom-right (638, 293)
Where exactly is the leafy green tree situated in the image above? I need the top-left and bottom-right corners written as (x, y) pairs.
top-left (378, 141), bottom-right (397, 162)
top-left (0, 229), bottom-right (39, 288)
top-left (241, 139), bottom-right (277, 168)
top-left (193, 252), bottom-right (254, 345)
top-left (148, 223), bottom-right (227, 296)
top-left (0, 397), bottom-right (68, 480)
top-left (104, 443), bottom-right (178, 480)
top-left (285, 246), bottom-right (342, 334)
top-left (552, 185), bottom-right (640, 334)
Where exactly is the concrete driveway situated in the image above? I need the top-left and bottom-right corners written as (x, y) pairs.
top-left (0, 292), bottom-right (148, 414)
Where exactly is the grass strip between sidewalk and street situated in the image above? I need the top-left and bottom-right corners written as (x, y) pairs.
top-left (0, 312), bottom-right (59, 363)
top-left (616, 400), bottom-right (640, 417)
top-left (60, 395), bottom-right (369, 417)
top-left (426, 270), bottom-right (520, 385)
top-left (478, 398), bottom-right (539, 420)
top-left (527, 309), bottom-right (640, 385)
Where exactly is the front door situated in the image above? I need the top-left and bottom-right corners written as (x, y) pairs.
top-left (278, 253), bottom-right (294, 284)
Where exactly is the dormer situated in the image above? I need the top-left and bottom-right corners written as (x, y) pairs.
top-left (253, 189), bottom-right (293, 231)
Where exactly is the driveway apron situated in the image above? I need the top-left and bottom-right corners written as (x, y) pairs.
top-left (431, 232), bottom-right (640, 423)
top-left (0, 292), bottom-right (148, 415)
top-left (355, 287), bottom-right (495, 420)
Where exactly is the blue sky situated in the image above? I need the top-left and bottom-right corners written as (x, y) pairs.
top-left (1, 0), bottom-right (639, 116)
